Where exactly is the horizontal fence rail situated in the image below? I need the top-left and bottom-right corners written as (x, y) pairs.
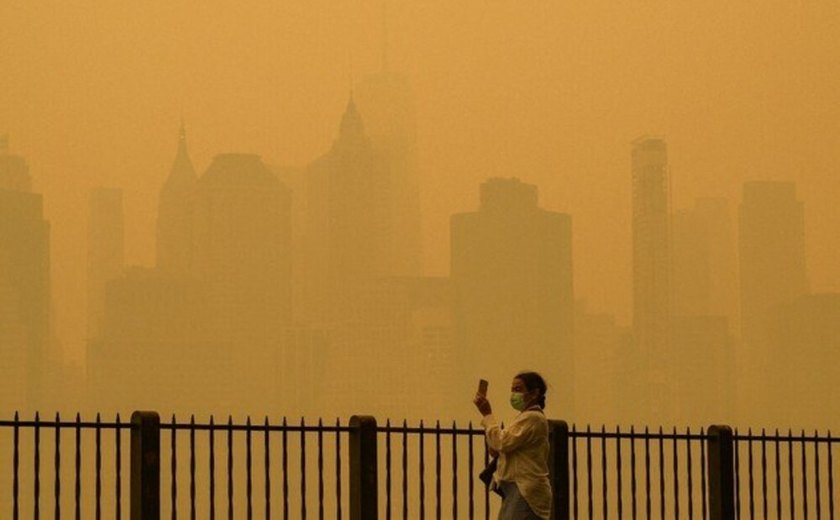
top-left (3, 412), bottom-right (840, 519)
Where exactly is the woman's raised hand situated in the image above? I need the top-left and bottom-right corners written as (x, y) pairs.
top-left (473, 393), bottom-right (492, 416)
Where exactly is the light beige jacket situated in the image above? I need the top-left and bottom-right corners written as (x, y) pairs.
top-left (481, 408), bottom-right (552, 519)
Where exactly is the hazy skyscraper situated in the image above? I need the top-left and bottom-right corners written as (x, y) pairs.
top-left (739, 181), bottom-right (808, 414)
top-left (0, 146), bottom-right (50, 411)
top-left (354, 63), bottom-right (422, 277)
top-left (305, 96), bottom-right (394, 320)
top-left (672, 198), bottom-right (739, 327)
top-left (88, 267), bottom-right (232, 415)
top-left (156, 122), bottom-right (197, 273)
top-left (766, 293), bottom-right (840, 428)
top-left (451, 178), bottom-right (574, 415)
top-left (192, 153), bottom-right (293, 341)
top-left (631, 137), bottom-right (671, 416)
top-left (87, 187), bottom-right (124, 340)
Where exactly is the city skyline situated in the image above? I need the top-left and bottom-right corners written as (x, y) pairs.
top-left (2, 0), bottom-right (840, 432)
top-left (4, 0), bottom-right (840, 372)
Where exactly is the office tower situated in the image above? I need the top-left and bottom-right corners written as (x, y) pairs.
top-left (574, 302), bottom-right (636, 425)
top-left (739, 181), bottom-right (808, 415)
top-left (766, 293), bottom-right (840, 428)
top-left (631, 137), bottom-right (671, 416)
top-left (192, 153), bottom-right (293, 342)
top-left (318, 276), bottom-right (455, 420)
top-left (87, 187), bottom-right (124, 340)
top-left (354, 65), bottom-right (422, 277)
top-left (0, 145), bottom-right (50, 411)
top-left (156, 122), bottom-right (197, 273)
top-left (670, 315), bottom-right (732, 425)
top-left (672, 198), bottom-right (739, 330)
top-left (88, 267), bottom-right (232, 415)
top-left (739, 182), bottom-right (808, 344)
top-left (451, 178), bottom-right (574, 415)
top-left (305, 95), bottom-right (394, 320)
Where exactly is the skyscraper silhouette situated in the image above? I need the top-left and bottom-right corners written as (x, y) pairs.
top-left (354, 64), bottom-right (422, 277)
top-left (451, 178), bottom-right (574, 415)
top-left (87, 187), bottom-right (124, 340)
top-left (305, 95), bottom-right (394, 321)
top-left (766, 293), bottom-right (840, 428)
top-left (739, 181), bottom-right (808, 416)
top-left (156, 122), bottom-right (197, 273)
top-left (192, 153), bottom-right (293, 341)
top-left (0, 144), bottom-right (50, 411)
top-left (631, 137), bottom-right (671, 417)
top-left (670, 198), bottom-right (737, 424)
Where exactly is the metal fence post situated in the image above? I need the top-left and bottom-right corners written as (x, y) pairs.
top-left (707, 424), bottom-right (735, 520)
top-left (549, 420), bottom-right (570, 520)
top-left (131, 411), bottom-right (160, 520)
top-left (350, 415), bottom-right (378, 520)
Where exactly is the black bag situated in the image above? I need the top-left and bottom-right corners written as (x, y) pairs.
top-left (478, 457), bottom-right (504, 497)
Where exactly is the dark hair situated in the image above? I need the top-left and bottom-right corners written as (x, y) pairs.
top-left (515, 371), bottom-right (547, 409)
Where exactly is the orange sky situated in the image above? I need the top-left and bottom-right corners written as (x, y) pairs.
top-left (2, 0), bottom-right (838, 365)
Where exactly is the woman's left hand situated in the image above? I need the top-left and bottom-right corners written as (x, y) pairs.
top-left (473, 393), bottom-right (492, 416)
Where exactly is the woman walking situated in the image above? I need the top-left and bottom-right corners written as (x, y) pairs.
top-left (474, 372), bottom-right (552, 519)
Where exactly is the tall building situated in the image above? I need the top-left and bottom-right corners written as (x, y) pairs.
top-left (87, 187), bottom-right (124, 340)
top-left (354, 65), bottom-right (422, 277)
top-left (451, 178), bottom-right (574, 415)
top-left (670, 198), bottom-right (738, 424)
top-left (156, 122), bottom-right (197, 273)
top-left (739, 181), bottom-right (808, 414)
top-left (88, 267), bottom-right (232, 415)
top-left (0, 144), bottom-right (50, 411)
top-left (766, 293), bottom-right (840, 429)
top-left (672, 198), bottom-right (739, 327)
top-left (305, 95), bottom-right (394, 321)
top-left (631, 137), bottom-right (671, 417)
top-left (192, 153), bottom-right (293, 341)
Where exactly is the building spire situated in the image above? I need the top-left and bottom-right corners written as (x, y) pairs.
top-left (338, 91), bottom-right (366, 145)
top-left (164, 120), bottom-right (196, 190)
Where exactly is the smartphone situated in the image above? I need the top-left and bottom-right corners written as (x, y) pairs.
top-left (477, 379), bottom-right (489, 397)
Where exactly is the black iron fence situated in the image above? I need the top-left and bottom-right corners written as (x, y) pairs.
top-left (2, 412), bottom-right (839, 519)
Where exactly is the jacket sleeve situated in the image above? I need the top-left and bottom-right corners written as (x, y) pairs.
top-left (480, 413), bottom-right (538, 454)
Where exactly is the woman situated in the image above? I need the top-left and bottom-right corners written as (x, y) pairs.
top-left (474, 372), bottom-right (552, 520)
